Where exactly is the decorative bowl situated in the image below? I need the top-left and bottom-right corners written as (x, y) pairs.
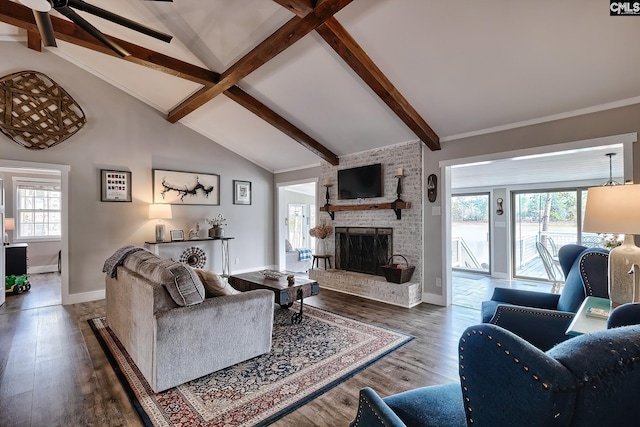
top-left (260, 269), bottom-right (284, 280)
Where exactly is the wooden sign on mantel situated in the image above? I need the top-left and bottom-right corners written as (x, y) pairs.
top-left (0, 70), bottom-right (86, 150)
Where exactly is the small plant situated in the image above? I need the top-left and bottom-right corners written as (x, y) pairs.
top-left (206, 214), bottom-right (227, 227)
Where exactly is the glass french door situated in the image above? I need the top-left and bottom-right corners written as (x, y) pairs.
top-left (451, 193), bottom-right (490, 272)
top-left (512, 189), bottom-right (602, 281)
top-left (287, 204), bottom-right (310, 249)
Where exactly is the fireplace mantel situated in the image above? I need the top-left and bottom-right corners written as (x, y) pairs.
top-left (320, 200), bottom-right (411, 220)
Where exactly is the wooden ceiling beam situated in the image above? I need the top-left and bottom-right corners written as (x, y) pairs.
top-left (272, 2), bottom-right (440, 151)
top-left (316, 18), bottom-right (440, 150)
top-left (0, 0), bottom-right (339, 165)
top-left (0, 0), bottom-right (219, 86)
top-left (27, 30), bottom-right (42, 51)
top-left (167, 0), bottom-right (353, 123)
top-left (272, 0), bottom-right (317, 16)
top-left (225, 86), bottom-right (339, 165)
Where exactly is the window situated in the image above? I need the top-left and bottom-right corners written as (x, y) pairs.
top-left (15, 180), bottom-right (61, 240)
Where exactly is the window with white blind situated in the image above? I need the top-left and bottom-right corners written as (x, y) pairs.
top-left (14, 180), bottom-right (61, 241)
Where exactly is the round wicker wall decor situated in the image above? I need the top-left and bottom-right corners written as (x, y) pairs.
top-left (179, 247), bottom-right (207, 269)
top-left (0, 70), bottom-right (86, 150)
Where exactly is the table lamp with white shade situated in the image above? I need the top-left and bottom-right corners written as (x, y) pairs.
top-left (583, 184), bottom-right (640, 308)
top-left (4, 218), bottom-right (14, 245)
top-left (148, 204), bottom-right (172, 242)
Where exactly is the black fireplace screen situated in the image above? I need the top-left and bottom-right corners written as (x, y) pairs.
top-left (335, 227), bottom-right (393, 276)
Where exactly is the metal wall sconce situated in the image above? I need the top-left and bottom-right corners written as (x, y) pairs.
top-left (496, 198), bottom-right (504, 215)
top-left (427, 174), bottom-right (437, 202)
top-left (323, 178), bottom-right (335, 220)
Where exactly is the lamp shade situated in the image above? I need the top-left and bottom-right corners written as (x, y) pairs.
top-left (583, 184), bottom-right (640, 235)
top-left (148, 204), bottom-right (172, 220)
top-left (4, 218), bottom-right (14, 231)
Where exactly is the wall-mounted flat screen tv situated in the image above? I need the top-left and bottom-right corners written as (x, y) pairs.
top-left (338, 163), bottom-right (383, 200)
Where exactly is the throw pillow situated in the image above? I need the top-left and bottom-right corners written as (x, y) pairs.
top-left (285, 239), bottom-right (293, 252)
top-left (163, 263), bottom-right (206, 306)
top-left (194, 269), bottom-right (241, 297)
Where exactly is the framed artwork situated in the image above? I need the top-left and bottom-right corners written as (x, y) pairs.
top-left (153, 169), bottom-right (220, 205)
top-left (101, 169), bottom-right (132, 202)
top-left (170, 230), bottom-right (185, 241)
top-left (233, 180), bottom-right (252, 205)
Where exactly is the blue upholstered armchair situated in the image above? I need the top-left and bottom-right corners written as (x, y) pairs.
top-left (350, 322), bottom-right (640, 427)
top-left (480, 244), bottom-right (609, 350)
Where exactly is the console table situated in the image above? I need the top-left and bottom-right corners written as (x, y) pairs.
top-left (145, 237), bottom-right (234, 277)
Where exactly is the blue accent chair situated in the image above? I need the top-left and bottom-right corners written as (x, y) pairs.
top-left (480, 244), bottom-right (609, 350)
top-left (608, 302), bottom-right (640, 328)
top-left (350, 323), bottom-right (640, 427)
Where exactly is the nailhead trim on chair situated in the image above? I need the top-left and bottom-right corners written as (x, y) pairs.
top-left (580, 252), bottom-right (608, 296)
top-left (491, 305), bottom-right (574, 324)
top-left (352, 393), bottom-right (392, 427)
top-left (459, 329), bottom-right (553, 425)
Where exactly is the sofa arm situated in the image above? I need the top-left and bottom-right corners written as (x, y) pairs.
top-left (489, 304), bottom-right (574, 351)
top-left (349, 387), bottom-right (408, 427)
top-left (490, 287), bottom-right (560, 309)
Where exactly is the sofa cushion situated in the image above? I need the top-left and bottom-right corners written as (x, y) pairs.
top-left (123, 251), bottom-right (205, 306)
top-left (195, 269), bottom-right (241, 297)
top-left (123, 251), bottom-right (174, 284)
top-left (163, 263), bottom-right (206, 306)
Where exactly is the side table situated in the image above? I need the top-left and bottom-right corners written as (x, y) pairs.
top-left (312, 254), bottom-right (332, 269)
top-left (566, 296), bottom-right (610, 336)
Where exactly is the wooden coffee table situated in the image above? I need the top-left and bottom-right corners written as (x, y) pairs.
top-left (229, 271), bottom-right (320, 324)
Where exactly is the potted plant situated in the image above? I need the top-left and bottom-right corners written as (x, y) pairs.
top-left (207, 214), bottom-right (227, 238)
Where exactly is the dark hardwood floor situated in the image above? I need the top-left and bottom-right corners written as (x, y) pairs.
top-left (0, 277), bottom-right (481, 426)
top-left (0, 272), bottom-right (62, 314)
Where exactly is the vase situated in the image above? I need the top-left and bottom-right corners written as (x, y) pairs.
top-left (317, 239), bottom-right (328, 255)
top-left (208, 226), bottom-right (224, 238)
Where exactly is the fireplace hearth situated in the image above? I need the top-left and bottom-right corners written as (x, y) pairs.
top-left (335, 227), bottom-right (392, 276)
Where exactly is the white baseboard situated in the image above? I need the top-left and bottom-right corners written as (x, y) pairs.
top-left (421, 292), bottom-right (446, 306)
top-left (63, 289), bottom-right (105, 305)
top-left (28, 265), bottom-right (59, 274)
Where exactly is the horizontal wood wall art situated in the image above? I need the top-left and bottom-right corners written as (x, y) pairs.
top-left (0, 70), bottom-right (86, 150)
top-left (153, 169), bottom-right (220, 205)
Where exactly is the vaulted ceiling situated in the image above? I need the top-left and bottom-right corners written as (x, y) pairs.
top-left (2, 0), bottom-right (640, 173)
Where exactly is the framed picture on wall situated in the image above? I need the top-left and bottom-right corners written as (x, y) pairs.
top-left (233, 180), bottom-right (251, 205)
top-left (101, 169), bottom-right (132, 202)
top-left (153, 169), bottom-right (220, 205)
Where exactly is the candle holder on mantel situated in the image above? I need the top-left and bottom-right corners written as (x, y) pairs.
top-left (323, 181), bottom-right (335, 220)
top-left (391, 168), bottom-right (405, 219)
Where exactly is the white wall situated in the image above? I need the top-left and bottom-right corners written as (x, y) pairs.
top-left (1, 41), bottom-right (274, 300)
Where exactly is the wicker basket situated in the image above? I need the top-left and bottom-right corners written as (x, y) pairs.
top-left (380, 254), bottom-right (415, 284)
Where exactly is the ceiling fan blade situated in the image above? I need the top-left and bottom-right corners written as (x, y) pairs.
top-left (67, 0), bottom-right (173, 43)
top-left (55, 5), bottom-right (131, 57)
top-left (18, 0), bottom-right (52, 12)
top-left (32, 10), bottom-right (57, 47)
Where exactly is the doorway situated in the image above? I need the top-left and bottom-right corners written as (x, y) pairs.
top-left (276, 180), bottom-right (317, 273)
top-left (442, 133), bottom-right (634, 308)
top-left (0, 160), bottom-right (69, 313)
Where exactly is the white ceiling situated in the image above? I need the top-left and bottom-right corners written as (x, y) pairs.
top-left (2, 0), bottom-right (640, 173)
top-left (451, 144), bottom-right (625, 190)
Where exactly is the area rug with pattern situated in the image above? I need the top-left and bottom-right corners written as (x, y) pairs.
top-left (89, 304), bottom-right (413, 427)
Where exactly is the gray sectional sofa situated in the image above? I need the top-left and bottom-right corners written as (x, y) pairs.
top-left (105, 249), bottom-right (274, 392)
